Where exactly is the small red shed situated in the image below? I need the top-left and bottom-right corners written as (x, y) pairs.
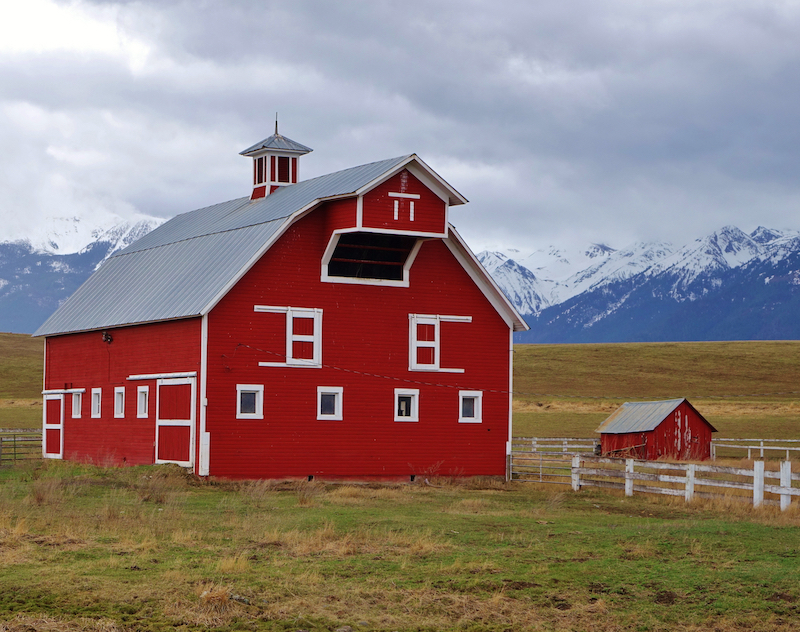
top-left (34, 129), bottom-right (528, 481)
top-left (596, 398), bottom-right (717, 460)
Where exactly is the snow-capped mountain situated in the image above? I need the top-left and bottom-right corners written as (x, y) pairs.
top-left (0, 215), bottom-right (164, 333)
top-left (481, 225), bottom-right (800, 343)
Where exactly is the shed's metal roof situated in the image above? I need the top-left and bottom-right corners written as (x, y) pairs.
top-left (239, 133), bottom-right (312, 156)
top-left (595, 398), bottom-right (687, 434)
top-left (35, 155), bottom-right (415, 336)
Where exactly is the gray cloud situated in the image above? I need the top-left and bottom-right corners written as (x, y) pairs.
top-left (2, 0), bottom-right (800, 252)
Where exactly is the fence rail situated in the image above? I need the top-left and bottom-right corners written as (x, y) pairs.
top-left (510, 451), bottom-right (800, 511)
top-left (515, 436), bottom-right (800, 460)
top-left (0, 430), bottom-right (42, 465)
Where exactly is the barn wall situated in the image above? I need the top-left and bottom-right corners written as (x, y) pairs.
top-left (647, 401), bottom-right (713, 460)
top-left (44, 319), bottom-right (201, 466)
top-left (205, 204), bottom-right (509, 480)
top-left (361, 169), bottom-right (447, 235)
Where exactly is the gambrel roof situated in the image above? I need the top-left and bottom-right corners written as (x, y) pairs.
top-left (595, 398), bottom-right (717, 434)
top-left (35, 154), bottom-right (527, 337)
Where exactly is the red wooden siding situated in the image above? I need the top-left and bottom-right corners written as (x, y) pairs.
top-left (323, 199), bottom-right (358, 234)
top-left (45, 429), bottom-right (61, 455)
top-left (158, 384), bottom-right (192, 420)
top-left (205, 204), bottom-right (509, 480)
top-left (43, 319), bottom-right (201, 466)
top-left (600, 401), bottom-right (714, 460)
top-left (361, 170), bottom-right (446, 235)
top-left (157, 426), bottom-right (191, 462)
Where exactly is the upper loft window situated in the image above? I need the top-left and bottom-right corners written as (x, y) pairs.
top-left (327, 232), bottom-right (418, 282)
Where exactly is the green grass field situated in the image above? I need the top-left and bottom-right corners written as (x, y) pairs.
top-left (2, 461), bottom-right (800, 632)
top-left (3, 335), bottom-right (800, 629)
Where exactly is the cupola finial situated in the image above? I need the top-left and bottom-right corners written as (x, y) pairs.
top-left (275, 113), bottom-right (279, 136)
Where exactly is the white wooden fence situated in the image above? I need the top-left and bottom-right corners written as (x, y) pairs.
top-left (511, 453), bottom-right (800, 510)
top-left (515, 436), bottom-right (800, 460)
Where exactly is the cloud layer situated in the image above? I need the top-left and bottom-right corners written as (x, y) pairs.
top-left (2, 0), bottom-right (800, 252)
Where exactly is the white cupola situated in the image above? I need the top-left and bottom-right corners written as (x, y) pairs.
top-left (239, 123), bottom-right (312, 200)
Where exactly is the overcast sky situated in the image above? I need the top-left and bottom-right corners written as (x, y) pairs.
top-left (2, 0), bottom-right (800, 253)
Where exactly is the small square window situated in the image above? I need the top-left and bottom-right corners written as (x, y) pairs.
top-left (459, 390), bottom-right (482, 423)
top-left (91, 388), bottom-right (102, 418)
top-left (114, 387), bottom-right (125, 418)
top-left (394, 388), bottom-right (419, 422)
top-left (317, 386), bottom-right (343, 420)
top-left (71, 392), bottom-right (82, 419)
top-left (237, 384), bottom-right (264, 419)
top-left (137, 386), bottom-right (149, 418)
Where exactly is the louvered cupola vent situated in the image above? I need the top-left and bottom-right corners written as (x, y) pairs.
top-left (240, 124), bottom-right (312, 200)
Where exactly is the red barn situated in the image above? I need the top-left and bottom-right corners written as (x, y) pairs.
top-left (34, 130), bottom-right (528, 480)
top-left (596, 398), bottom-right (717, 460)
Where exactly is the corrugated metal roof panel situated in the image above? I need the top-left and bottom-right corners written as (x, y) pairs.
top-left (595, 398), bottom-right (686, 434)
top-left (34, 221), bottom-right (286, 336)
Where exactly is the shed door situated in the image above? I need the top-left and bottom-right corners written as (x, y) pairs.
top-left (43, 394), bottom-right (64, 459)
top-left (155, 377), bottom-right (195, 467)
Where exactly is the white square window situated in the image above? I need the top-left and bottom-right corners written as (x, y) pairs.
top-left (394, 388), bottom-right (419, 422)
top-left (137, 386), bottom-right (149, 418)
top-left (237, 384), bottom-right (264, 419)
top-left (459, 391), bottom-right (483, 423)
top-left (91, 388), bottom-right (102, 418)
top-left (317, 386), bottom-right (343, 421)
top-left (71, 392), bottom-right (82, 419)
top-left (114, 386), bottom-right (125, 419)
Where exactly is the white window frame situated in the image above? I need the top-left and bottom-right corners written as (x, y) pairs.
top-left (394, 388), bottom-right (419, 422)
top-left (114, 386), bottom-right (125, 419)
top-left (317, 386), bottom-right (343, 421)
top-left (409, 314), bottom-right (472, 373)
top-left (71, 392), bottom-right (82, 419)
top-left (236, 384), bottom-right (264, 420)
top-left (137, 385), bottom-right (149, 419)
top-left (254, 305), bottom-right (323, 368)
top-left (458, 390), bottom-right (483, 424)
top-left (91, 388), bottom-right (102, 418)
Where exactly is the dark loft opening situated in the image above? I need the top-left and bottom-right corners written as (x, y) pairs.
top-left (328, 232), bottom-right (417, 281)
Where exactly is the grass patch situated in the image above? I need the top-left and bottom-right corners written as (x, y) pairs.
top-left (0, 333), bottom-right (42, 400)
top-left (3, 461), bottom-right (800, 630)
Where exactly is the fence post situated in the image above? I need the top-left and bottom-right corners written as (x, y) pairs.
top-left (625, 459), bottom-right (634, 497)
top-left (760, 440), bottom-right (765, 459)
top-left (685, 464), bottom-right (695, 502)
top-left (563, 440), bottom-right (568, 454)
top-left (780, 460), bottom-right (792, 512)
top-left (753, 461), bottom-right (765, 508)
top-left (571, 455), bottom-right (581, 491)
top-left (711, 441), bottom-right (715, 461)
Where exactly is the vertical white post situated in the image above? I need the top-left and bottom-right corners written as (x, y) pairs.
top-left (571, 455), bottom-right (581, 491)
top-left (563, 439), bottom-right (568, 453)
top-left (685, 464), bottom-right (695, 502)
top-left (753, 461), bottom-right (765, 508)
top-left (780, 460), bottom-right (792, 512)
top-left (760, 440), bottom-right (765, 459)
top-left (711, 441), bottom-right (715, 461)
top-left (625, 459), bottom-right (634, 497)
top-left (748, 447), bottom-right (752, 460)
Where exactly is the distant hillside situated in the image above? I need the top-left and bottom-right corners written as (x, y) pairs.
top-left (0, 332), bottom-right (43, 399)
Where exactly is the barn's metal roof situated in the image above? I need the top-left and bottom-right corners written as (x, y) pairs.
top-left (35, 155), bottom-right (415, 336)
top-left (239, 133), bottom-right (313, 156)
top-left (595, 398), bottom-right (688, 434)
